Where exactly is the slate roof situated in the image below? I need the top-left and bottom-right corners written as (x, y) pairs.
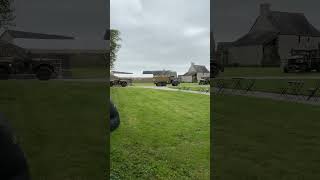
top-left (12, 38), bottom-right (108, 54)
top-left (193, 65), bottom-right (209, 73)
top-left (269, 11), bottom-right (320, 36)
top-left (233, 11), bottom-right (320, 46)
top-left (183, 65), bottom-right (209, 76)
top-left (1, 30), bottom-right (74, 40)
top-left (233, 31), bottom-right (278, 46)
top-left (183, 71), bottom-right (197, 76)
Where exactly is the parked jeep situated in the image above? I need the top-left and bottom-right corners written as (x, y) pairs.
top-left (110, 79), bottom-right (132, 87)
top-left (282, 49), bottom-right (320, 73)
top-left (199, 77), bottom-right (210, 85)
top-left (0, 57), bottom-right (59, 80)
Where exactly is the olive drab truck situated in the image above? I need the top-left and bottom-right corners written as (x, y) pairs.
top-left (143, 70), bottom-right (180, 86)
top-left (282, 48), bottom-right (320, 73)
top-left (0, 41), bottom-right (61, 80)
top-left (110, 71), bottom-right (133, 87)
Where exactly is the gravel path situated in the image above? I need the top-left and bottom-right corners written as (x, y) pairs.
top-left (212, 88), bottom-right (320, 106)
top-left (217, 76), bottom-right (320, 80)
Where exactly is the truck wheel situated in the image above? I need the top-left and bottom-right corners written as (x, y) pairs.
top-left (36, 67), bottom-right (52, 80)
top-left (121, 81), bottom-right (128, 87)
top-left (0, 67), bottom-right (9, 80)
top-left (283, 67), bottom-right (288, 73)
top-left (172, 82), bottom-right (179, 86)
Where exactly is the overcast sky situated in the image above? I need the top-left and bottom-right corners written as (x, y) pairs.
top-left (214, 0), bottom-right (320, 44)
top-left (111, 0), bottom-right (210, 76)
top-left (13, 0), bottom-right (108, 39)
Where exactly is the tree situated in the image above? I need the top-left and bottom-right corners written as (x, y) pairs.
top-left (0, 0), bottom-right (15, 29)
top-left (110, 29), bottom-right (121, 69)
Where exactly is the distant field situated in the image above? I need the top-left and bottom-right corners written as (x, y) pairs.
top-left (111, 88), bottom-right (210, 179)
top-left (220, 67), bottom-right (320, 77)
top-left (0, 80), bottom-right (107, 179)
top-left (213, 94), bottom-right (320, 179)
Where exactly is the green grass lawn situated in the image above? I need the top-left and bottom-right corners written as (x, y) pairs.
top-left (110, 88), bottom-right (210, 179)
top-left (132, 82), bottom-right (154, 86)
top-left (132, 82), bottom-right (210, 93)
top-left (71, 67), bottom-right (107, 79)
top-left (0, 80), bottom-right (108, 180)
top-left (220, 67), bottom-right (320, 77)
top-left (213, 95), bottom-right (320, 179)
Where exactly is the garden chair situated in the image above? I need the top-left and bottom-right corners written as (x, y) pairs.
top-left (291, 81), bottom-right (305, 100)
top-left (231, 78), bottom-right (244, 92)
top-left (280, 81), bottom-right (289, 98)
top-left (306, 80), bottom-right (320, 101)
top-left (215, 79), bottom-right (227, 95)
top-left (242, 79), bottom-right (256, 94)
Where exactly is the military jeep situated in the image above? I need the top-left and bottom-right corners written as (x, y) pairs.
top-left (199, 77), bottom-right (210, 85)
top-left (0, 57), bottom-right (60, 80)
top-left (283, 49), bottom-right (320, 73)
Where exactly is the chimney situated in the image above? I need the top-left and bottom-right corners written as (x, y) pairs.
top-left (260, 3), bottom-right (271, 16)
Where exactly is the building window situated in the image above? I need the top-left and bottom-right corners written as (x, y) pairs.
top-left (298, 36), bottom-right (301, 43)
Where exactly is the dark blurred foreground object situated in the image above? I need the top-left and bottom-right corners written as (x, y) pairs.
top-left (211, 33), bottom-right (224, 78)
top-left (110, 101), bottom-right (120, 132)
top-left (0, 113), bottom-right (30, 180)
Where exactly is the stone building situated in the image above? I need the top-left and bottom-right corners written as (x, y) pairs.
top-left (180, 63), bottom-right (210, 83)
top-left (216, 3), bottom-right (320, 66)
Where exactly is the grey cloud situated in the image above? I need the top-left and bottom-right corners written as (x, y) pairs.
top-left (111, 0), bottom-right (210, 75)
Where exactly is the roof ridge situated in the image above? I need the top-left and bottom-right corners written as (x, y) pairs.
top-left (271, 11), bottom-right (304, 15)
top-left (6, 29), bottom-right (75, 39)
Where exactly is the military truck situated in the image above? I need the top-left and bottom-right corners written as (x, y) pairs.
top-left (0, 56), bottom-right (60, 80)
top-left (143, 70), bottom-right (180, 86)
top-left (110, 71), bottom-right (133, 87)
top-left (199, 77), bottom-right (210, 85)
top-left (282, 49), bottom-right (320, 73)
top-left (153, 75), bottom-right (180, 86)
